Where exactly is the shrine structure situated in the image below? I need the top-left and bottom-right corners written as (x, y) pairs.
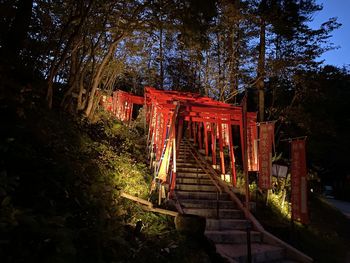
top-left (103, 86), bottom-right (259, 198)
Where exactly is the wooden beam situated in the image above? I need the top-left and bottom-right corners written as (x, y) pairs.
top-left (120, 192), bottom-right (178, 217)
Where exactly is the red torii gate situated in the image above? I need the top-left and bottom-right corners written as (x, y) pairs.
top-left (109, 90), bottom-right (144, 123)
top-left (144, 87), bottom-right (258, 196)
top-left (110, 86), bottom-right (258, 198)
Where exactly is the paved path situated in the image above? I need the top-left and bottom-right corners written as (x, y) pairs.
top-left (324, 198), bottom-right (350, 219)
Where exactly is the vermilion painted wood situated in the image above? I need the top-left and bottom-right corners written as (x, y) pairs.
top-left (112, 86), bottom-right (258, 189)
top-left (218, 121), bottom-right (225, 174)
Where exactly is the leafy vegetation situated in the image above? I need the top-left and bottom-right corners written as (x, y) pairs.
top-left (254, 193), bottom-right (350, 263)
top-left (0, 80), bottom-right (217, 263)
top-left (233, 167), bottom-right (350, 263)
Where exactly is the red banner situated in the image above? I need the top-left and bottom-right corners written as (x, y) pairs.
top-left (291, 140), bottom-right (309, 224)
top-left (258, 122), bottom-right (274, 189)
top-left (248, 114), bottom-right (258, 171)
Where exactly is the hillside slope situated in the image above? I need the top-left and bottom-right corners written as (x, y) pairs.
top-left (0, 80), bottom-right (216, 263)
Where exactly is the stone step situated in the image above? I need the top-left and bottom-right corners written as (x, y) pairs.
top-left (178, 148), bottom-right (190, 151)
top-left (183, 208), bottom-right (243, 219)
top-left (180, 199), bottom-right (237, 210)
top-left (176, 183), bottom-right (218, 192)
top-left (205, 230), bottom-right (262, 244)
top-left (177, 167), bottom-right (204, 172)
top-left (177, 153), bottom-right (193, 157)
top-left (206, 219), bottom-right (248, 231)
top-left (176, 159), bottom-right (197, 164)
top-left (176, 177), bottom-right (213, 185)
top-left (176, 172), bottom-right (208, 178)
top-left (216, 243), bottom-right (286, 263)
top-left (176, 161), bottom-right (201, 168)
top-left (176, 190), bottom-right (231, 200)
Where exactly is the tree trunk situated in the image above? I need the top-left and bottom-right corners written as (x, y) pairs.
top-left (45, 0), bottom-right (92, 109)
top-left (46, 42), bottom-right (74, 109)
top-left (61, 45), bottom-right (79, 108)
top-left (228, 24), bottom-right (239, 102)
top-left (257, 19), bottom-right (266, 122)
top-left (159, 26), bottom-right (164, 89)
top-left (84, 35), bottom-right (123, 118)
top-left (216, 31), bottom-right (223, 100)
top-left (203, 50), bottom-right (210, 96)
top-left (2, 0), bottom-right (33, 59)
top-left (77, 69), bottom-right (87, 111)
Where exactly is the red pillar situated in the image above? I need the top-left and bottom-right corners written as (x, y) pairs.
top-left (204, 123), bottom-right (209, 156)
top-left (154, 113), bottom-right (159, 160)
top-left (211, 123), bottom-right (216, 165)
top-left (218, 122), bottom-right (225, 174)
top-left (239, 118), bottom-right (244, 164)
top-left (161, 113), bottom-right (169, 157)
top-left (169, 131), bottom-right (177, 198)
top-left (228, 124), bottom-right (237, 186)
top-left (129, 103), bottom-right (134, 123)
top-left (198, 122), bottom-right (203, 150)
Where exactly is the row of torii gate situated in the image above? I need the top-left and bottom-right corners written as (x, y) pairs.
top-left (101, 87), bottom-right (258, 198)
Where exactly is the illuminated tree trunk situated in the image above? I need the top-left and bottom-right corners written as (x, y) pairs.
top-left (85, 35), bottom-right (123, 118)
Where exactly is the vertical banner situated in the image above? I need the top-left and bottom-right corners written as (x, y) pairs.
top-left (258, 122), bottom-right (274, 189)
top-left (291, 140), bottom-right (309, 224)
top-left (247, 114), bottom-right (258, 171)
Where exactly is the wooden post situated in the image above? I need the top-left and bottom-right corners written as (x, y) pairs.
top-left (242, 94), bottom-right (250, 210)
top-left (211, 123), bottom-right (216, 165)
top-left (161, 113), bottom-right (169, 157)
top-left (198, 122), bottom-right (203, 150)
top-left (129, 102), bottom-right (134, 123)
top-left (239, 118), bottom-right (244, 164)
top-left (204, 123), bottom-right (209, 156)
top-left (193, 122), bottom-right (197, 145)
top-left (170, 135), bottom-right (177, 198)
top-left (218, 122), bottom-right (225, 174)
top-left (228, 124), bottom-right (237, 186)
top-left (154, 113), bottom-right (160, 161)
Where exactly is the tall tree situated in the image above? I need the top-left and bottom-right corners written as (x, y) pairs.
top-left (249, 0), bottom-right (340, 121)
top-left (0, 0), bottom-right (34, 61)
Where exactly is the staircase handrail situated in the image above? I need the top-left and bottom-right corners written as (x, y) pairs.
top-left (183, 140), bottom-right (313, 263)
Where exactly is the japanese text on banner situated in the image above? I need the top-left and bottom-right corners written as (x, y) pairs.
top-left (258, 123), bottom-right (274, 189)
top-left (291, 140), bottom-right (309, 224)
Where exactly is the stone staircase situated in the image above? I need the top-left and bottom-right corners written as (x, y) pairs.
top-left (174, 140), bottom-right (303, 263)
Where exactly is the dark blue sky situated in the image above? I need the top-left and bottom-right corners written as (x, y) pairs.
top-left (310, 0), bottom-right (350, 67)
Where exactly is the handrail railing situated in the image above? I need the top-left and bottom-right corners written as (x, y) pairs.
top-left (182, 140), bottom-right (313, 263)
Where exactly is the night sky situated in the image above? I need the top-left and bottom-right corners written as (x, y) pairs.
top-left (310, 0), bottom-right (350, 67)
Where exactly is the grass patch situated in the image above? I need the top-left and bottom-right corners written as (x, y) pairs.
top-left (254, 192), bottom-right (350, 263)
